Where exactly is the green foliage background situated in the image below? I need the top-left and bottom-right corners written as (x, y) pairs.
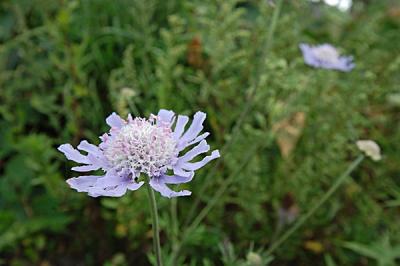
top-left (0, 0), bottom-right (399, 265)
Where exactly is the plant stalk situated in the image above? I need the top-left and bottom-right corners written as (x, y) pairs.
top-left (146, 182), bottom-right (163, 266)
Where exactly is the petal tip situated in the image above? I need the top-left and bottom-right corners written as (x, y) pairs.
top-left (212, 150), bottom-right (221, 158)
top-left (57, 143), bottom-right (69, 152)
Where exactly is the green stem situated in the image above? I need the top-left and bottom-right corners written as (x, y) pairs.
top-left (146, 182), bottom-right (163, 266)
top-left (266, 155), bottom-right (365, 256)
top-left (170, 197), bottom-right (179, 253)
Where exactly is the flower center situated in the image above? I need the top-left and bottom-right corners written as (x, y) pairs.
top-left (103, 118), bottom-right (177, 177)
top-left (313, 46), bottom-right (340, 63)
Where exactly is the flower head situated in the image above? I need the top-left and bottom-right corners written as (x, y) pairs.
top-left (58, 110), bottom-right (220, 198)
top-left (299, 43), bottom-right (354, 72)
top-left (356, 140), bottom-right (381, 161)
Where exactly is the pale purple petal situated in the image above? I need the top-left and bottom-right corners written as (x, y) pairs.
top-left (172, 115), bottom-right (189, 140)
top-left (177, 111), bottom-right (206, 150)
top-left (188, 132), bottom-right (210, 146)
top-left (300, 43), bottom-right (318, 67)
top-left (180, 150), bottom-right (220, 171)
top-left (172, 166), bottom-right (194, 178)
top-left (157, 109), bottom-right (175, 125)
top-left (106, 112), bottom-right (125, 128)
top-left (59, 141), bottom-right (108, 172)
top-left (160, 172), bottom-right (194, 184)
top-left (86, 171), bottom-right (143, 197)
top-left (58, 144), bottom-right (89, 164)
top-left (337, 56), bottom-right (355, 72)
top-left (66, 175), bottom-right (102, 192)
top-left (178, 140), bottom-right (210, 163)
top-left (77, 140), bottom-right (102, 156)
top-left (86, 153), bottom-right (109, 169)
top-left (71, 164), bottom-right (101, 172)
top-left (88, 184), bottom-right (128, 197)
top-left (127, 182), bottom-right (144, 191)
top-left (149, 177), bottom-right (191, 198)
top-left (94, 170), bottom-right (127, 187)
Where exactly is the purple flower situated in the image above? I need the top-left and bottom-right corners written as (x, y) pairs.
top-left (58, 110), bottom-right (220, 198)
top-left (299, 43), bottom-right (355, 72)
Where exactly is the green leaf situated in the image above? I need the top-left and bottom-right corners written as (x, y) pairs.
top-left (0, 216), bottom-right (73, 251)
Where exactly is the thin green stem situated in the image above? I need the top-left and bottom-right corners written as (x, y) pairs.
top-left (183, 0), bottom-right (284, 228)
top-left (146, 182), bottom-right (163, 266)
top-left (170, 197), bottom-right (179, 253)
top-left (265, 155), bottom-right (365, 256)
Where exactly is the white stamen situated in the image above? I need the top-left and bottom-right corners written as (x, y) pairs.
top-left (103, 117), bottom-right (177, 177)
top-left (313, 45), bottom-right (340, 64)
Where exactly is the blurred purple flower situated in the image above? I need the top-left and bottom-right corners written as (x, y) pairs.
top-left (58, 110), bottom-right (220, 198)
top-left (299, 43), bottom-right (355, 72)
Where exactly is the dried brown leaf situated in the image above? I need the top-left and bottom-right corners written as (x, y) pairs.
top-left (272, 112), bottom-right (306, 158)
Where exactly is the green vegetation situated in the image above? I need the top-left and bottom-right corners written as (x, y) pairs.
top-left (0, 0), bottom-right (399, 265)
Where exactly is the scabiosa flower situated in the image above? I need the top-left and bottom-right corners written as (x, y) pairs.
top-left (299, 43), bottom-right (355, 72)
top-left (58, 110), bottom-right (220, 198)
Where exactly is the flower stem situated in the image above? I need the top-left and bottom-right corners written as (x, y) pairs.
top-left (265, 155), bottom-right (365, 256)
top-left (146, 182), bottom-right (163, 266)
top-left (170, 197), bottom-right (179, 253)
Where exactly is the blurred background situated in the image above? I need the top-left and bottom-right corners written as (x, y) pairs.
top-left (0, 0), bottom-right (399, 265)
